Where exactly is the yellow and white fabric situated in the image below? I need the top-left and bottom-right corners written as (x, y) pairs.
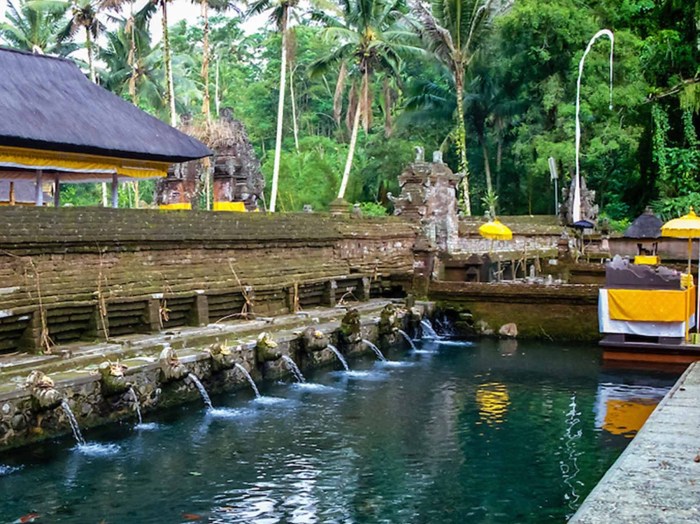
top-left (599, 288), bottom-right (695, 337)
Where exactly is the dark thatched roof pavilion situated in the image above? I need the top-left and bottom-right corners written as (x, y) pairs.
top-left (624, 207), bottom-right (662, 239)
top-left (0, 47), bottom-right (211, 206)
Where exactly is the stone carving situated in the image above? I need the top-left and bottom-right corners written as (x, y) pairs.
top-left (211, 108), bottom-right (264, 211)
top-left (301, 327), bottom-right (329, 353)
top-left (256, 332), bottom-right (281, 362)
top-left (208, 342), bottom-right (237, 372)
top-left (378, 303), bottom-right (402, 337)
top-left (158, 347), bottom-right (189, 382)
top-left (24, 370), bottom-right (62, 410)
top-left (560, 175), bottom-right (598, 226)
top-left (98, 361), bottom-right (130, 396)
top-left (340, 308), bottom-right (362, 344)
top-left (393, 158), bottom-right (458, 253)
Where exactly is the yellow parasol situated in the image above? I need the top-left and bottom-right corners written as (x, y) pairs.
top-left (661, 207), bottom-right (700, 338)
top-left (478, 219), bottom-right (513, 241)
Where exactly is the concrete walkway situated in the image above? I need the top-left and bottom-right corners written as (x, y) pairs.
top-left (570, 362), bottom-right (700, 523)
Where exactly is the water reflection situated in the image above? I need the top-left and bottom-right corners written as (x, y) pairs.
top-left (595, 381), bottom-right (670, 438)
top-left (476, 382), bottom-right (510, 426)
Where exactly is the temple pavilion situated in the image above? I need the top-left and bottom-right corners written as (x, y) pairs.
top-left (0, 47), bottom-right (211, 207)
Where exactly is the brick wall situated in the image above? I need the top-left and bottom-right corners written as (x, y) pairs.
top-left (0, 208), bottom-right (417, 353)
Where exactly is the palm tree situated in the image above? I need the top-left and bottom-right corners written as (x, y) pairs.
top-left (410, 0), bottom-right (494, 215)
top-left (0, 0), bottom-right (76, 55)
top-left (311, 0), bottom-right (415, 201)
top-left (247, 0), bottom-right (298, 212)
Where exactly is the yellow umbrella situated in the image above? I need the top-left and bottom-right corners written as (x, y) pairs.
top-left (478, 218), bottom-right (513, 241)
top-left (661, 207), bottom-right (700, 339)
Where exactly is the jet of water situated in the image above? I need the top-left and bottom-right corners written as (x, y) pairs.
top-left (397, 329), bottom-right (418, 351)
top-left (573, 29), bottom-right (614, 223)
top-left (188, 373), bottom-right (213, 410)
top-left (326, 344), bottom-right (349, 371)
top-left (420, 319), bottom-right (441, 340)
top-left (234, 363), bottom-right (261, 398)
top-left (362, 339), bottom-right (387, 361)
top-left (128, 386), bottom-right (143, 425)
top-left (281, 355), bottom-right (306, 383)
top-left (60, 399), bottom-right (86, 446)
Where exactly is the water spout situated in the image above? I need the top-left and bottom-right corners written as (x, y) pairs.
top-left (234, 363), bottom-right (261, 398)
top-left (60, 399), bottom-right (85, 446)
top-left (281, 355), bottom-right (306, 383)
top-left (420, 319), bottom-right (441, 340)
top-left (326, 344), bottom-right (349, 371)
top-left (397, 329), bottom-right (418, 351)
top-left (362, 339), bottom-right (387, 362)
top-left (128, 386), bottom-right (143, 425)
top-left (187, 373), bottom-right (213, 410)
top-left (573, 29), bottom-right (614, 223)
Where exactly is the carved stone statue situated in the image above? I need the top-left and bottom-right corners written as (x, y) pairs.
top-left (301, 327), bottom-right (329, 353)
top-left (560, 174), bottom-right (599, 226)
top-left (340, 308), bottom-right (362, 345)
top-left (25, 370), bottom-right (62, 409)
top-left (158, 347), bottom-right (189, 382)
top-left (98, 361), bottom-right (130, 396)
top-left (208, 342), bottom-right (237, 372)
top-left (256, 332), bottom-right (281, 362)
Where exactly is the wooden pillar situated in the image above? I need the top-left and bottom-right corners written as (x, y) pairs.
top-left (111, 173), bottom-right (118, 208)
top-left (8, 182), bottom-right (15, 206)
top-left (35, 169), bottom-right (43, 206)
top-left (53, 173), bottom-right (60, 207)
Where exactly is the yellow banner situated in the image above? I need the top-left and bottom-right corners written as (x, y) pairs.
top-left (213, 201), bottom-right (246, 212)
top-left (0, 145), bottom-right (169, 179)
top-left (608, 287), bottom-right (696, 322)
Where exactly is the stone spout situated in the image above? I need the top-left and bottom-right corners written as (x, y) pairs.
top-left (255, 332), bottom-right (281, 362)
top-left (158, 346), bottom-right (189, 383)
top-left (339, 308), bottom-right (362, 345)
top-left (301, 327), bottom-right (329, 353)
top-left (208, 342), bottom-right (237, 372)
top-left (378, 303), bottom-right (402, 337)
top-left (25, 370), bottom-right (62, 410)
top-left (98, 361), bottom-right (131, 396)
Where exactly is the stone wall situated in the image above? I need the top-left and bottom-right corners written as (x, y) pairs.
top-left (429, 281), bottom-right (600, 341)
top-left (0, 208), bottom-right (417, 353)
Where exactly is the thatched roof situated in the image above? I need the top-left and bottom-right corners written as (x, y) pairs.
top-left (0, 48), bottom-right (211, 163)
top-left (624, 207), bottom-right (662, 239)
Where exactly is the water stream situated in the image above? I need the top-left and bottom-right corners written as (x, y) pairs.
top-left (362, 339), bottom-right (387, 361)
top-left (281, 355), bottom-right (306, 383)
top-left (326, 344), bottom-right (349, 371)
top-left (420, 319), bottom-right (441, 340)
top-left (397, 329), bottom-right (418, 351)
top-left (128, 386), bottom-right (143, 425)
top-left (234, 363), bottom-right (261, 398)
top-left (187, 374), bottom-right (213, 410)
top-left (60, 400), bottom-right (85, 446)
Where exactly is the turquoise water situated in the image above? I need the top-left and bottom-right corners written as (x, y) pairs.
top-left (0, 340), bottom-right (678, 523)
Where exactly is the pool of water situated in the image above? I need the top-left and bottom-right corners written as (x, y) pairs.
top-left (0, 339), bottom-right (679, 523)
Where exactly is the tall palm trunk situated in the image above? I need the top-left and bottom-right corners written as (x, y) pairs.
top-left (85, 27), bottom-right (96, 83)
top-left (338, 70), bottom-right (366, 200)
top-left (128, 2), bottom-right (139, 208)
top-left (200, 0), bottom-right (210, 122)
top-left (289, 65), bottom-right (299, 152)
top-left (269, 8), bottom-right (288, 213)
top-left (454, 69), bottom-right (471, 216)
top-left (161, 0), bottom-right (176, 126)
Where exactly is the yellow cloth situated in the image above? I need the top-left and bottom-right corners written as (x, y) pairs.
top-left (159, 203), bottom-right (191, 210)
top-left (213, 201), bottom-right (246, 212)
top-left (0, 145), bottom-right (169, 179)
top-left (608, 287), bottom-right (696, 322)
top-left (634, 255), bottom-right (660, 265)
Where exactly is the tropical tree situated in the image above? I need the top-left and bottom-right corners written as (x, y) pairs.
top-left (410, 0), bottom-right (495, 215)
top-left (0, 0), bottom-right (76, 55)
top-left (246, 0), bottom-right (299, 212)
top-left (311, 0), bottom-right (414, 201)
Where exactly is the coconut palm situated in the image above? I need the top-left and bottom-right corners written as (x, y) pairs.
top-left (246, 0), bottom-right (298, 212)
top-left (0, 0), bottom-right (76, 55)
top-left (410, 0), bottom-right (495, 215)
top-left (311, 0), bottom-right (415, 201)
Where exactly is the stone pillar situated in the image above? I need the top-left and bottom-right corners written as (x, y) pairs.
top-left (323, 280), bottom-right (337, 307)
top-left (144, 298), bottom-right (162, 332)
top-left (412, 236), bottom-right (437, 299)
top-left (35, 169), bottom-right (43, 207)
top-left (111, 173), bottom-right (118, 208)
top-left (53, 174), bottom-right (60, 208)
top-left (85, 303), bottom-right (109, 340)
top-left (19, 311), bottom-right (42, 353)
top-left (188, 293), bottom-right (209, 326)
top-left (358, 277), bottom-right (371, 302)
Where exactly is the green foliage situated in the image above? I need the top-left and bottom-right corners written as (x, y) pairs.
top-left (358, 202), bottom-right (388, 216)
